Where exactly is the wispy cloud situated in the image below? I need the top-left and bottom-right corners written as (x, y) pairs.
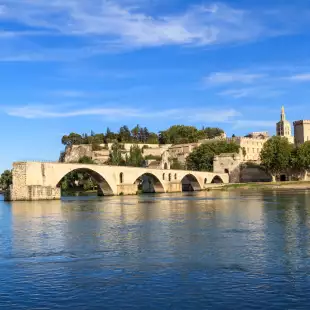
top-left (288, 73), bottom-right (310, 81)
top-left (0, 1), bottom-right (310, 60)
top-left (205, 72), bottom-right (265, 85)
top-left (218, 87), bottom-right (284, 99)
top-left (3, 104), bottom-right (240, 123)
top-left (50, 90), bottom-right (90, 98)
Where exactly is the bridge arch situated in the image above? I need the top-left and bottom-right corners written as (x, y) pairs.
top-left (134, 172), bottom-right (165, 193)
top-left (56, 167), bottom-right (115, 196)
top-left (181, 174), bottom-right (202, 191)
top-left (211, 175), bottom-right (224, 184)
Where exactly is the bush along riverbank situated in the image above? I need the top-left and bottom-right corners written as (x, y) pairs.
top-left (213, 181), bottom-right (310, 191)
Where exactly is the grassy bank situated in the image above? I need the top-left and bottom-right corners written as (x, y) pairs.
top-left (213, 181), bottom-right (310, 191)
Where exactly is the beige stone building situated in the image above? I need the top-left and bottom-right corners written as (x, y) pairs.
top-left (227, 136), bottom-right (268, 162)
top-left (167, 143), bottom-right (200, 164)
top-left (276, 106), bottom-right (294, 143)
top-left (293, 120), bottom-right (310, 146)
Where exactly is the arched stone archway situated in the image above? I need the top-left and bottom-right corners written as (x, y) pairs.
top-left (181, 174), bottom-right (202, 191)
top-left (57, 168), bottom-right (114, 196)
top-left (211, 175), bottom-right (224, 184)
top-left (134, 173), bottom-right (165, 193)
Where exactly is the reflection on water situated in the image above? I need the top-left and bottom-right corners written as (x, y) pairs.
top-left (1, 191), bottom-right (310, 309)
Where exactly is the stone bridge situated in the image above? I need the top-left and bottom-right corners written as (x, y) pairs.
top-left (6, 162), bottom-right (229, 201)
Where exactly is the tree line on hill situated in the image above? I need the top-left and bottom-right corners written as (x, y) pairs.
top-left (61, 125), bottom-right (225, 147)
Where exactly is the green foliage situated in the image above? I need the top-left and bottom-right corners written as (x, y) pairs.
top-left (260, 136), bottom-right (294, 178)
top-left (186, 141), bottom-right (240, 171)
top-left (291, 141), bottom-right (310, 171)
top-left (170, 159), bottom-right (185, 170)
top-left (78, 156), bottom-right (95, 164)
top-left (92, 143), bottom-right (106, 151)
top-left (107, 142), bottom-right (126, 166)
top-left (242, 147), bottom-right (247, 157)
top-left (62, 132), bottom-right (83, 146)
top-left (0, 170), bottom-right (12, 190)
top-left (126, 145), bottom-right (145, 167)
top-left (59, 170), bottom-right (96, 192)
top-left (61, 125), bottom-right (223, 146)
top-left (144, 154), bottom-right (162, 161)
top-left (159, 125), bottom-right (224, 144)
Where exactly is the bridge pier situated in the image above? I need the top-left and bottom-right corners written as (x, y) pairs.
top-left (5, 162), bottom-right (62, 201)
top-left (166, 182), bottom-right (182, 193)
top-left (117, 184), bottom-right (138, 195)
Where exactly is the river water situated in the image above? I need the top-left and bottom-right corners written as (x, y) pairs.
top-left (1, 190), bottom-right (310, 309)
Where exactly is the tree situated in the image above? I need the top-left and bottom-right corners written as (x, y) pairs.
top-left (147, 132), bottom-right (159, 144)
top-left (78, 156), bottom-right (95, 164)
top-left (126, 145), bottom-right (144, 167)
top-left (170, 159), bottom-right (184, 170)
top-left (0, 170), bottom-right (12, 190)
top-left (291, 141), bottom-right (310, 174)
top-left (105, 127), bottom-right (118, 143)
top-left (159, 125), bottom-right (224, 144)
top-left (203, 127), bottom-right (224, 139)
top-left (242, 147), bottom-right (247, 158)
top-left (186, 141), bottom-right (240, 171)
top-left (131, 125), bottom-right (140, 142)
top-left (61, 132), bottom-right (83, 146)
top-left (108, 142), bottom-right (125, 166)
top-left (260, 136), bottom-right (293, 181)
top-left (118, 125), bottom-right (132, 143)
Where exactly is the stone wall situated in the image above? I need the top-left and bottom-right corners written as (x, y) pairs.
top-left (240, 167), bottom-right (272, 183)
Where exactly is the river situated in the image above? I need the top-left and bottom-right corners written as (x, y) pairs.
top-left (1, 190), bottom-right (310, 309)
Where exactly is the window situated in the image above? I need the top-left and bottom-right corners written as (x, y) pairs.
top-left (169, 173), bottom-right (171, 181)
top-left (174, 173), bottom-right (177, 180)
top-left (163, 173), bottom-right (165, 180)
top-left (120, 173), bottom-right (124, 184)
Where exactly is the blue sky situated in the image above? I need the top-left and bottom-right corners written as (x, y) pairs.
top-left (1, 0), bottom-right (310, 171)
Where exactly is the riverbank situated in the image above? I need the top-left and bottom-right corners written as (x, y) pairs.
top-left (214, 181), bottom-right (310, 191)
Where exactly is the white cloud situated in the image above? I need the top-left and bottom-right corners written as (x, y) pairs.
top-left (218, 87), bottom-right (284, 99)
top-left (218, 88), bottom-right (255, 98)
top-left (3, 104), bottom-right (240, 123)
top-left (205, 72), bottom-right (265, 85)
top-left (288, 73), bottom-right (310, 81)
top-left (0, 1), bottom-right (309, 59)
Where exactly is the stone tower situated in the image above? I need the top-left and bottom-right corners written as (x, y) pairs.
top-left (293, 120), bottom-right (310, 146)
top-left (276, 106), bottom-right (294, 143)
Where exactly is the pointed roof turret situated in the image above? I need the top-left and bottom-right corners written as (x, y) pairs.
top-left (281, 106), bottom-right (286, 121)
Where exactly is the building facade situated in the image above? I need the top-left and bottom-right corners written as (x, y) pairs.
top-left (293, 120), bottom-right (310, 146)
top-left (227, 136), bottom-right (268, 162)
